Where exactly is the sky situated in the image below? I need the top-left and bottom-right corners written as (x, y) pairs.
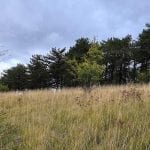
top-left (0, 0), bottom-right (150, 74)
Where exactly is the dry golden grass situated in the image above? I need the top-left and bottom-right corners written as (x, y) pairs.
top-left (0, 84), bottom-right (150, 150)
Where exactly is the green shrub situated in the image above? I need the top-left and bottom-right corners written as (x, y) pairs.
top-left (0, 84), bottom-right (9, 92)
top-left (138, 71), bottom-right (150, 83)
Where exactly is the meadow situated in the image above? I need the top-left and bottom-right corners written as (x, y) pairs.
top-left (0, 84), bottom-right (150, 150)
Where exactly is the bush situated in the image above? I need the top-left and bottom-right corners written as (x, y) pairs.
top-left (0, 84), bottom-right (9, 92)
top-left (138, 71), bottom-right (150, 83)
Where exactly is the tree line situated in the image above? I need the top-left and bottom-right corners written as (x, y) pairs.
top-left (0, 24), bottom-right (149, 91)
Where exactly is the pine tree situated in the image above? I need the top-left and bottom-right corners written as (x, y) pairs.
top-left (45, 48), bottom-right (66, 88)
top-left (28, 55), bottom-right (49, 89)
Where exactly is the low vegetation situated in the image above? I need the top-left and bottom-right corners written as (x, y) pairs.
top-left (0, 84), bottom-right (9, 92)
top-left (0, 84), bottom-right (150, 149)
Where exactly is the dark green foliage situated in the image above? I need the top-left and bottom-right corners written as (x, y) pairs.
top-left (63, 58), bottom-right (79, 87)
top-left (138, 24), bottom-right (150, 69)
top-left (28, 54), bottom-right (49, 89)
top-left (0, 84), bottom-right (9, 92)
top-left (137, 70), bottom-right (150, 83)
top-left (45, 48), bottom-right (66, 88)
top-left (66, 38), bottom-right (91, 63)
top-left (1, 64), bottom-right (28, 90)
top-left (101, 35), bottom-right (133, 84)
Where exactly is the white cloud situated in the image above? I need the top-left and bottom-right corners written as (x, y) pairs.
top-left (0, 58), bottom-right (20, 75)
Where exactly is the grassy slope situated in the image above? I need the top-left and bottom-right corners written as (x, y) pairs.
top-left (0, 84), bottom-right (150, 150)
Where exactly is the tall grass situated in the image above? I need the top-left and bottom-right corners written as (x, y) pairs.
top-left (0, 84), bottom-right (150, 149)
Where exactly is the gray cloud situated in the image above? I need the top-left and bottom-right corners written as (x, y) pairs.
top-left (0, 0), bottom-right (150, 73)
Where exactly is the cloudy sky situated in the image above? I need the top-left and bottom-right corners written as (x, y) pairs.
top-left (0, 0), bottom-right (150, 74)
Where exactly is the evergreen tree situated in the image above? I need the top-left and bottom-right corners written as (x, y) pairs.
top-left (66, 38), bottom-right (91, 63)
top-left (45, 48), bottom-right (66, 88)
top-left (28, 55), bottom-right (49, 89)
top-left (1, 64), bottom-right (28, 90)
top-left (137, 24), bottom-right (150, 83)
top-left (63, 58), bottom-right (78, 87)
top-left (77, 42), bottom-right (105, 89)
top-left (101, 35), bottom-right (132, 84)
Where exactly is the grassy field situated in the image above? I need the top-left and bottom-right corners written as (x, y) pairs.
top-left (0, 84), bottom-right (150, 150)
